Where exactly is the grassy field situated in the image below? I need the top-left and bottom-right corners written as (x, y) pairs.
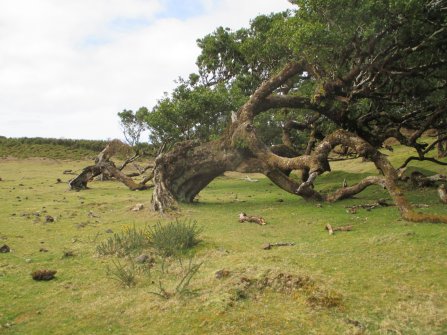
top-left (0, 150), bottom-right (446, 334)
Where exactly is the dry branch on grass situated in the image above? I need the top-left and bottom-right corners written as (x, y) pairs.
top-left (325, 224), bottom-right (353, 235)
top-left (69, 140), bottom-right (153, 191)
top-left (345, 199), bottom-right (393, 213)
top-left (239, 213), bottom-right (266, 225)
top-left (262, 242), bottom-right (295, 250)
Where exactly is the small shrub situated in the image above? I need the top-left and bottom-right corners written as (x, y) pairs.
top-left (96, 225), bottom-right (149, 257)
top-left (146, 219), bottom-right (202, 257)
top-left (307, 288), bottom-right (343, 308)
top-left (106, 259), bottom-right (137, 288)
top-left (149, 255), bottom-right (203, 299)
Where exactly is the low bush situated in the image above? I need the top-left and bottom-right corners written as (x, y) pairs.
top-left (146, 219), bottom-right (202, 257)
top-left (96, 226), bottom-right (149, 257)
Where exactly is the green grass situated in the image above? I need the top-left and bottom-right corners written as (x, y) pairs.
top-left (0, 150), bottom-right (447, 334)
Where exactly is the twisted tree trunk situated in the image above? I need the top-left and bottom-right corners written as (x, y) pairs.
top-left (150, 61), bottom-right (447, 223)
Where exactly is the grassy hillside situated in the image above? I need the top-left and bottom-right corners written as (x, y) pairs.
top-left (0, 147), bottom-right (446, 334)
top-left (0, 137), bottom-right (107, 160)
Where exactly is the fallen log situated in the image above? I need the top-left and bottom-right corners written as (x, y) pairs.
top-left (325, 224), bottom-right (353, 235)
top-left (345, 199), bottom-right (393, 213)
top-left (262, 242), bottom-right (295, 250)
top-left (239, 212), bottom-right (266, 225)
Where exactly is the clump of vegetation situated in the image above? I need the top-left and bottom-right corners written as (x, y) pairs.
top-left (96, 225), bottom-right (149, 257)
top-left (146, 219), bottom-right (202, 257)
top-left (106, 259), bottom-right (137, 288)
top-left (149, 255), bottom-right (203, 299)
top-left (306, 288), bottom-right (343, 309)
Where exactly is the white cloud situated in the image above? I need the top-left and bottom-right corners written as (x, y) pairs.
top-left (0, 0), bottom-right (294, 140)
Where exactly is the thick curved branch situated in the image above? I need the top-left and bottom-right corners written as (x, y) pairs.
top-left (238, 61), bottom-right (307, 122)
top-left (398, 156), bottom-right (447, 169)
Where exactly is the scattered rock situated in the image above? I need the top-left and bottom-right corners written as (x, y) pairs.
top-left (63, 170), bottom-right (73, 174)
top-left (0, 244), bottom-right (10, 253)
top-left (346, 207), bottom-right (357, 214)
top-left (62, 250), bottom-right (75, 258)
top-left (56, 178), bottom-right (62, 183)
top-left (135, 254), bottom-right (154, 264)
top-left (45, 215), bottom-right (54, 223)
top-left (31, 269), bottom-right (57, 281)
top-left (105, 229), bottom-right (113, 234)
top-left (277, 199), bottom-right (284, 202)
top-left (88, 211), bottom-right (99, 218)
top-left (25, 259), bottom-right (32, 263)
top-left (215, 269), bottom-right (231, 279)
top-left (39, 248), bottom-right (48, 252)
top-left (131, 203), bottom-right (144, 211)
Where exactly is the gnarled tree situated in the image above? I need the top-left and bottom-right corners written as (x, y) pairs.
top-left (150, 0), bottom-right (447, 223)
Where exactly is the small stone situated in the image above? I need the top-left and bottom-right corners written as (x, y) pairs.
top-left (262, 243), bottom-right (272, 250)
top-left (56, 178), bottom-right (62, 183)
top-left (88, 211), bottom-right (99, 218)
top-left (31, 269), bottom-right (57, 281)
top-left (25, 259), bottom-right (32, 263)
top-left (135, 254), bottom-right (154, 264)
top-left (39, 248), bottom-right (48, 252)
top-left (131, 203), bottom-right (144, 211)
top-left (277, 199), bottom-right (284, 202)
top-left (45, 215), bottom-right (54, 223)
top-left (62, 250), bottom-right (75, 258)
top-left (0, 244), bottom-right (10, 253)
top-left (215, 269), bottom-right (230, 279)
top-left (105, 229), bottom-right (113, 234)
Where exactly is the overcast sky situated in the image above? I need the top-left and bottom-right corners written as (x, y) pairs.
top-left (0, 0), bottom-right (294, 141)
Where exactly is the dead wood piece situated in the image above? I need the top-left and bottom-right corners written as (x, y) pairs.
top-left (438, 184), bottom-right (447, 204)
top-left (410, 171), bottom-right (446, 188)
top-left (239, 212), bottom-right (266, 225)
top-left (31, 269), bottom-right (57, 281)
top-left (262, 242), bottom-right (295, 250)
top-left (345, 199), bottom-right (393, 213)
top-left (63, 170), bottom-right (74, 175)
top-left (242, 176), bottom-right (259, 182)
top-left (131, 203), bottom-right (144, 211)
top-left (326, 224), bottom-right (353, 235)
